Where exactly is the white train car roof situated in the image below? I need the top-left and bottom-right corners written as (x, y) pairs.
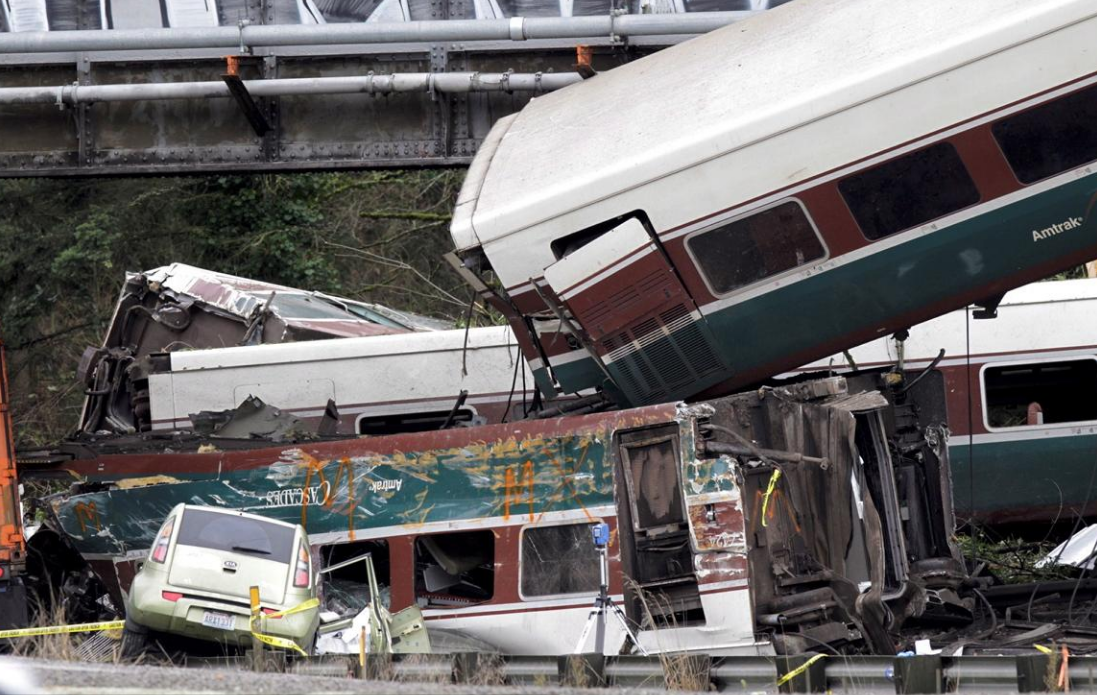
top-left (453, 0), bottom-right (1097, 261)
top-left (165, 324), bottom-right (520, 371)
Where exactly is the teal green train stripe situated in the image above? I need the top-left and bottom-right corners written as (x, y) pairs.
top-left (549, 171), bottom-right (1097, 407)
top-left (949, 434), bottom-right (1097, 518)
top-left (55, 429), bottom-right (620, 557)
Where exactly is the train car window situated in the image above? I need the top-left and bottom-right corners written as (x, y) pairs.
top-left (839, 142), bottom-right (979, 241)
top-left (414, 530), bottom-right (494, 607)
top-left (519, 523), bottom-right (600, 598)
top-left (992, 83), bottom-right (1097, 185)
top-left (357, 408), bottom-right (476, 435)
top-left (686, 200), bottom-right (825, 295)
top-left (983, 358), bottom-right (1097, 428)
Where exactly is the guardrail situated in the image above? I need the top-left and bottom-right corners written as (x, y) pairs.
top-left (205, 652), bottom-right (1097, 693)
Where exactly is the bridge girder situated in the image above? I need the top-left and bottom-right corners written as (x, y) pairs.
top-left (0, 11), bottom-right (754, 176)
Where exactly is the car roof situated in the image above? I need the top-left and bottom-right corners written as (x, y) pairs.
top-left (175, 503), bottom-right (303, 531)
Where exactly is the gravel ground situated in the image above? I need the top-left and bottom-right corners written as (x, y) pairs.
top-left (1, 656), bottom-right (663, 695)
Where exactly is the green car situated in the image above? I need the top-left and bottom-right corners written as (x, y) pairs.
top-left (122, 504), bottom-right (320, 656)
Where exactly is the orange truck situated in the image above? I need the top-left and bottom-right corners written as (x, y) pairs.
top-left (0, 336), bottom-right (28, 630)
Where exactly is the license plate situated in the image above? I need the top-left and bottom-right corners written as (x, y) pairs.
top-left (201, 611), bottom-right (235, 631)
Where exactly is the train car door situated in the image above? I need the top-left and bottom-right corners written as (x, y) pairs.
top-left (613, 425), bottom-right (705, 628)
top-left (542, 217), bottom-right (725, 406)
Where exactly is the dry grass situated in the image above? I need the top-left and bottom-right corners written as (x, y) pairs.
top-left (562, 654), bottom-right (600, 688)
top-left (8, 602), bottom-right (124, 663)
top-left (384, 653), bottom-right (452, 684)
top-left (625, 578), bottom-right (713, 691)
top-left (458, 652), bottom-right (507, 686)
top-left (661, 653), bottom-right (712, 692)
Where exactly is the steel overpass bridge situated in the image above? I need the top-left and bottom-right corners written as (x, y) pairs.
top-left (0, 1), bottom-right (773, 176)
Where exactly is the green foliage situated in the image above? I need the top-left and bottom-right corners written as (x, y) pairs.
top-left (0, 170), bottom-right (477, 447)
top-left (956, 529), bottom-right (1072, 584)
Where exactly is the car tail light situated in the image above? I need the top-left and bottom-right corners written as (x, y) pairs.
top-left (161, 591), bottom-right (183, 602)
top-left (150, 516), bottom-right (175, 563)
top-left (293, 542), bottom-right (310, 588)
top-left (261, 608), bottom-right (282, 619)
top-left (0, 565), bottom-right (5, 579)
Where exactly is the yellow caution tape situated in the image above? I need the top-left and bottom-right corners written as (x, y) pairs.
top-left (0, 620), bottom-right (125, 640)
top-left (761, 468), bottom-right (782, 528)
top-left (262, 597), bottom-right (320, 620)
top-left (251, 629), bottom-right (308, 656)
top-left (776, 653), bottom-right (826, 687)
top-left (249, 596), bottom-right (319, 657)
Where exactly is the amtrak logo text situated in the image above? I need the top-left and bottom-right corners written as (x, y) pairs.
top-left (1032, 217), bottom-right (1083, 241)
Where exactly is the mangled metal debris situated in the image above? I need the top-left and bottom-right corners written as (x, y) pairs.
top-left (32, 368), bottom-right (980, 657)
top-left (75, 263), bottom-right (450, 437)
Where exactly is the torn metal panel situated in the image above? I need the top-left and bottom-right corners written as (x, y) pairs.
top-left (38, 372), bottom-right (971, 656)
top-left (698, 370), bottom-right (970, 655)
top-left (189, 395), bottom-right (314, 441)
top-left (75, 263), bottom-right (443, 437)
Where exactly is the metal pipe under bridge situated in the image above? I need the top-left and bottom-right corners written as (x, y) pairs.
top-left (0, 9), bottom-right (756, 177)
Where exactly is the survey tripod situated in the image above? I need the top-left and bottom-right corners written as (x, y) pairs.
top-left (573, 522), bottom-right (647, 655)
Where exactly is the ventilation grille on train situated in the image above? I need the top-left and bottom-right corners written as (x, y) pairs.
top-left (600, 304), bottom-right (722, 404)
top-left (581, 268), bottom-right (678, 339)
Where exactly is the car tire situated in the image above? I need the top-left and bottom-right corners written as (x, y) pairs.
top-left (120, 618), bottom-right (150, 660)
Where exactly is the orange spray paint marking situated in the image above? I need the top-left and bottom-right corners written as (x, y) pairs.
top-left (524, 460), bottom-right (535, 522)
top-left (299, 453), bottom-right (359, 540)
top-left (503, 467), bottom-right (517, 521)
top-left (537, 456), bottom-right (595, 524)
top-left (74, 501), bottom-right (101, 533)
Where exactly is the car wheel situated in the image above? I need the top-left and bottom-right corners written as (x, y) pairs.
top-left (120, 618), bottom-right (150, 660)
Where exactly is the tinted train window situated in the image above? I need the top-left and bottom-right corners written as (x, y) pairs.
top-left (983, 359), bottom-right (1097, 428)
top-left (687, 201), bottom-right (825, 295)
top-left (839, 142), bottom-right (979, 240)
top-left (520, 523), bottom-right (600, 597)
top-left (992, 84), bottom-right (1097, 184)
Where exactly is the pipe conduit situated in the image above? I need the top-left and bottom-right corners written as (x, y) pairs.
top-left (0, 72), bottom-right (585, 106)
top-left (0, 12), bottom-right (751, 54)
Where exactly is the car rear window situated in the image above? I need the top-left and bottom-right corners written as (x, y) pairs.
top-left (176, 509), bottom-right (296, 563)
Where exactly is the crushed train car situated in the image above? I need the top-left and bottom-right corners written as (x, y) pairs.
top-left (24, 264), bottom-right (534, 471)
top-left (41, 370), bottom-right (971, 656)
top-left (75, 263), bottom-right (454, 437)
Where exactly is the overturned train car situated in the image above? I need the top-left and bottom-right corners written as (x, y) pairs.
top-left (45, 371), bottom-right (968, 655)
top-left (449, 0), bottom-right (1097, 409)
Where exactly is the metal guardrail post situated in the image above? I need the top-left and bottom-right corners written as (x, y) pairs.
top-left (355, 652), bottom-right (391, 680)
top-left (777, 655), bottom-right (827, 693)
top-left (1016, 654), bottom-right (1054, 693)
top-left (894, 656), bottom-right (943, 694)
top-left (560, 654), bottom-right (606, 687)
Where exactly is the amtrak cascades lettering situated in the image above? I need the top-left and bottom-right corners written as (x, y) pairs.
top-left (264, 477), bottom-right (403, 507)
top-left (1032, 217), bottom-right (1083, 241)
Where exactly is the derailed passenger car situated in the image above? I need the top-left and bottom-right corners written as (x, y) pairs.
top-left (73, 263), bottom-right (453, 437)
top-left (47, 370), bottom-right (968, 655)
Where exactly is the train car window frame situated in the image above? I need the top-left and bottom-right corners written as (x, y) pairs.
top-left (356, 406), bottom-right (479, 436)
top-left (979, 356), bottom-right (1097, 432)
top-left (838, 141), bottom-right (981, 241)
top-left (413, 529), bottom-right (495, 608)
top-left (992, 81), bottom-right (1097, 186)
top-left (683, 198), bottom-right (829, 299)
top-left (517, 520), bottom-right (603, 601)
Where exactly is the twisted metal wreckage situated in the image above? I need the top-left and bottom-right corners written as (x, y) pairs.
top-left (13, 0), bottom-right (1097, 657)
top-left (14, 264), bottom-right (985, 657)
